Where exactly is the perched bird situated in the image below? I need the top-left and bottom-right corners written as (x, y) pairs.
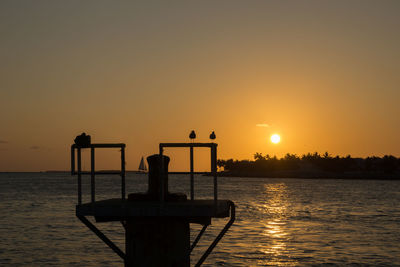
top-left (189, 130), bottom-right (196, 141)
top-left (209, 131), bottom-right (216, 140)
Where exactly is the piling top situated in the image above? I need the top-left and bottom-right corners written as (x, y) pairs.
top-left (71, 143), bottom-right (126, 149)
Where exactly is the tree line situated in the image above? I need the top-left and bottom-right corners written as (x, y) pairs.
top-left (217, 152), bottom-right (400, 177)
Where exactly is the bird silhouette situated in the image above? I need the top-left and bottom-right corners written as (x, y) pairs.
top-left (209, 131), bottom-right (216, 140)
top-left (189, 130), bottom-right (196, 141)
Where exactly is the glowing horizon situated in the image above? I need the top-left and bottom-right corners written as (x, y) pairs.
top-left (1, 1), bottom-right (400, 171)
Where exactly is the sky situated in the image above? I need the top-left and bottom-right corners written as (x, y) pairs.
top-left (1, 1), bottom-right (399, 171)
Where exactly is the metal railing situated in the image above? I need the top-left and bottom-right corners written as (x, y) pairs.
top-left (71, 143), bottom-right (126, 205)
top-left (71, 142), bottom-right (219, 208)
top-left (159, 143), bottom-right (218, 207)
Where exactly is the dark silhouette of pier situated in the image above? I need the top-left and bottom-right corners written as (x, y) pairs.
top-left (71, 134), bottom-right (235, 266)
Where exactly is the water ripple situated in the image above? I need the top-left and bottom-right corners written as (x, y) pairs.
top-left (1, 174), bottom-right (400, 265)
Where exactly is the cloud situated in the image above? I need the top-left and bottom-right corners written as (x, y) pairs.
top-left (0, 140), bottom-right (8, 144)
top-left (256, 123), bottom-right (270, 127)
top-left (30, 145), bottom-right (40, 150)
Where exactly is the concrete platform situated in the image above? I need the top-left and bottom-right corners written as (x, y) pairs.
top-left (76, 199), bottom-right (232, 224)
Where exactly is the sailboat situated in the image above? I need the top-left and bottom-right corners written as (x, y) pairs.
top-left (138, 156), bottom-right (147, 173)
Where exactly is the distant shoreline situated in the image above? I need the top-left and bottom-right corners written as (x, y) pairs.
top-left (217, 153), bottom-right (400, 180)
top-left (1, 170), bottom-right (399, 181)
top-left (217, 171), bottom-right (400, 180)
top-left (0, 171), bottom-right (147, 174)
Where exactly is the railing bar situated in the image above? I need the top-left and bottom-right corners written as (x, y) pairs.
top-left (165, 171), bottom-right (210, 175)
top-left (160, 143), bottom-right (214, 148)
top-left (73, 171), bottom-right (122, 175)
top-left (71, 144), bottom-right (125, 149)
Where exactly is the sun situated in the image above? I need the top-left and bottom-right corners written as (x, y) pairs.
top-left (270, 134), bottom-right (281, 144)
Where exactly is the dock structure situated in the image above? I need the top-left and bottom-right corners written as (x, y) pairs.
top-left (71, 140), bottom-right (235, 267)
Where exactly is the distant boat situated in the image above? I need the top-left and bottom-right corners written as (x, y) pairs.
top-left (138, 156), bottom-right (147, 173)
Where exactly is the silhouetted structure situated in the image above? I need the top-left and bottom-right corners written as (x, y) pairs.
top-left (71, 136), bottom-right (235, 266)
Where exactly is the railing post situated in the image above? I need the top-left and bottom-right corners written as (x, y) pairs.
top-left (71, 145), bottom-right (75, 175)
top-left (190, 145), bottom-right (194, 200)
top-left (212, 144), bottom-right (217, 207)
top-left (91, 147), bottom-right (95, 204)
top-left (77, 147), bottom-right (82, 205)
top-left (121, 146), bottom-right (126, 200)
top-left (159, 145), bottom-right (165, 204)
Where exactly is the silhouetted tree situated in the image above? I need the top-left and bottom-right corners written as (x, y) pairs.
top-left (218, 152), bottom-right (399, 178)
top-left (382, 155), bottom-right (397, 173)
top-left (254, 152), bottom-right (265, 161)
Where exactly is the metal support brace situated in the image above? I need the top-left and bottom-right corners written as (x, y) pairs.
top-left (77, 215), bottom-right (126, 260)
top-left (195, 201), bottom-right (236, 267)
top-left (190, 224), bottom-right (208, 253)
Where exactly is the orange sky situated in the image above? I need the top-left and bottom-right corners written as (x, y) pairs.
top-left (1, 1), bottom-right (399, 171)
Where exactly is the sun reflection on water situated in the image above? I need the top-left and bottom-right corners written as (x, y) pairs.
top-left (259, 183), bottom-right (297, 266)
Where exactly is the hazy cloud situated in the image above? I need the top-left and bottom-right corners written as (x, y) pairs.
top-left (30, 145), bottom-right (40, 150)
top-left (256, 123), bottom-right (270, 127)
top-left (0, 140), bottom-right (8, 144)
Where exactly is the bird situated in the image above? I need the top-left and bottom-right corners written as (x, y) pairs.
top-left (189, 130), bottom-right (196, 141)
top-left (209, 131), bottom-right (216, 140)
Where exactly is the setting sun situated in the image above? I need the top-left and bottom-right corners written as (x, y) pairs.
top-left (270, 134), bottom-right (281, 144)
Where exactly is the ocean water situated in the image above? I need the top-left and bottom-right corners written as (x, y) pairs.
top-left (1, 173), bottom-right (400, 266)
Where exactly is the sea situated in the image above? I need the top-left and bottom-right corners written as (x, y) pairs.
top-left (1, 172), bottom-right (400, 266)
